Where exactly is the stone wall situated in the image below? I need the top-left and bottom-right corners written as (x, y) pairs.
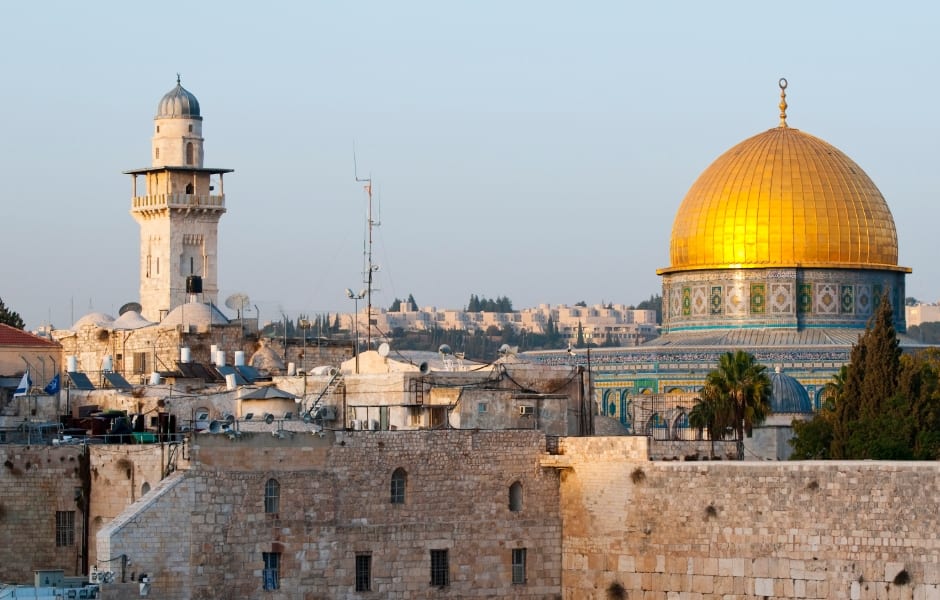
top-left (87, 444), bottom-right (180, 569)
top-left (557, 437), bottom-right (940, 599)
top-left (0, 445), bottom-right (85, 582)
top-left (99, 429), bottom-right (563, 599)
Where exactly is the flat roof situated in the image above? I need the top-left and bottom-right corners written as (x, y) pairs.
top-left (123, 166), bottom-right (234, 175)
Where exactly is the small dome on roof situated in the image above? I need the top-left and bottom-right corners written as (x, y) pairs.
top-left (250, 340), bottom-right (285, 372)
top-left (160, 302), bottom-right (229, 329)
top-left (769, 367), bottom-right (813, 414)
top-left (112, 310), bottom-right (154, 330)
top-left (156, 76), bottom-right (201, 119)
top-left (72, 312), bottom-right (115, 330)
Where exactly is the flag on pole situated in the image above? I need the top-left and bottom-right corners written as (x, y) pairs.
top-left (13, 371), bottom-right (31, 397)
top-left (43, 373), bottom-right (61, 395)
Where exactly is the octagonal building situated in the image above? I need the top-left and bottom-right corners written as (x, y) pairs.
top-left (530, 80), bottom-right (918, 428)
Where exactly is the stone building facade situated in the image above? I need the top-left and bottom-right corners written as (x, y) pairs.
top-left (98, 430), bottom-right (562, 599)
top-left (90, 432), bottom-right (940, 599)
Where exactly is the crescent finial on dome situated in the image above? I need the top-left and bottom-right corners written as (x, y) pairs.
top-left (176, 72), bottom-right (181, 86)
top-left (778, 78), bottom-right (788, 128)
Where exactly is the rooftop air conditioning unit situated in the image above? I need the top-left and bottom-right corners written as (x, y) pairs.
top-left (519, 405), bottom-right (535, 416)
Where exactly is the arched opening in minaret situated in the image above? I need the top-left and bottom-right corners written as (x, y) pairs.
top-left (186, 142), bottom-right (194, 165)
top-left (185, 182), bottom-right (194, 195)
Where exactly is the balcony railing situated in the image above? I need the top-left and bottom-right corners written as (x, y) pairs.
top-left (132, 194), bottom-right (225, 210)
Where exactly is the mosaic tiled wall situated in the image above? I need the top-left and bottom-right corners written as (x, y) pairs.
top-left (662, 268), bottom-right (906, 332)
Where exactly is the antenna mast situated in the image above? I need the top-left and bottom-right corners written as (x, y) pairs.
top-left (354, 152), bottom-right (379, 349)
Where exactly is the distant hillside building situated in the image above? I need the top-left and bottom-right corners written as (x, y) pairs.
top-left (368, 303), bottom-right (658, 346)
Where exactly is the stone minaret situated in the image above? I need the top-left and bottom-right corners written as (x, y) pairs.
top-left (125, 77), bottom-right (233, 322)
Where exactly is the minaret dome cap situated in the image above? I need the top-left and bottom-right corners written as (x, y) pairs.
top-left (156, 75), bottom-right (201, 119)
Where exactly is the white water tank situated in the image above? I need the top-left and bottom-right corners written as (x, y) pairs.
top-left (234, 350), bottom-right (246, 366)
top-left (225, 373), bottom-right (236, 391)
top-left (287, 362), bottom-right (296, 376)
top-left (215, 350), bottom-right (226, 367)
top-left (210, 344), bottom-right (218, 357)
top-left (311, 365), bottom-right (338, 376)
top-left (67, 356), bottom-right (78, 372)
top-left (149, 372), bottom-right (161, 385)
top-left (180, 347), bottom-right (191, 363)
top-left (102, 355), bottom-right (113, 372)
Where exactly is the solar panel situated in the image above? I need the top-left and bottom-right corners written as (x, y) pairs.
top-left (176, 362), bottom-right (200, 379)
top-left (217, 365), bottom-right (248, 385)
top-left (235, 365), bottom-right (265, 382)
top-left (188, 362), bottom-right (221, 382)
top-left (67, 372), bottom-right (96, 391)
top-left (102, 372), bottom-right (133, 390)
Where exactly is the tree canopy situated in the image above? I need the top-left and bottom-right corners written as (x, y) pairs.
top-left (790, 296), bottom-right (940, 460)
top-left (691, 350), bottom-right (772, 458)
top-left (0, 297), bottom-right (25, 329)
top-left (466, 294), bottom-right (513, 313)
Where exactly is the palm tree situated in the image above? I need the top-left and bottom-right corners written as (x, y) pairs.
top-left (705, 350), bottom-right (772, 458)
top-left (689, 383), bottom-right (734, 457)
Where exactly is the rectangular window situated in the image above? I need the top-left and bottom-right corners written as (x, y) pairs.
top-left (512, 548), bottom-right (527, 584)
top-left (430, 549), bottom-right (449, 587)
top-left (478, 402), bottom-right (488, 413)
top-left (262, 552), bottom-right (280, 590)
top-left (56, 511), bottom-right (75, 547)
top-left (409, 406), bottom-right (422, 427)
top-left (355, 554), bottom-right (371, 592)
top-left (133, 351), bottom-right (148, 374)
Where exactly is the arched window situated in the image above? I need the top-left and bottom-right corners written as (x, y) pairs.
top-left (186, 142), bottom-right (194, 165)
top-left (509, 481), bottom-right (523, 512)
top-left (155, 147), bottom-right (160, 159)
top-left (141, 482), bottom-right (151, 496)
top-left (185, 182), bottom-right (194, 194)
top-left (390, 468), bottom-right (407, 504)
top-left (265, 478), bottom-right (280, 515)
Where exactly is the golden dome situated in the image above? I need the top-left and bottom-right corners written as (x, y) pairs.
top-left (661, 87), bottom-right (907, 275)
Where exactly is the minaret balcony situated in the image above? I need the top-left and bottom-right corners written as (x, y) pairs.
top-left (132, 194), bottom-right (226, 213)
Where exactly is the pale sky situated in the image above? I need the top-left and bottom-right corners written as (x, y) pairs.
top-left (2, 1), bottom-right (939, 331)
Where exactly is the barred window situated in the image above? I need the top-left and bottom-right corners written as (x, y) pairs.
top-left (390, 468), bottom-right (407, 504)
top-left (512, 548), bottom-right (527, 584)
top-left (55, 511), bottom-right (75, 547)
top-left (264, 478), bottom-right (280, 516)
top-left (355, 553), bottom-right (371, 592)
top-left (262, 552), bottom-right (280, 590)
top-left (430, 549), bottom-right (449, 587)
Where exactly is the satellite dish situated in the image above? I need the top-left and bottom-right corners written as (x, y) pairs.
top-left (118, 301), bottom-right (142, 316)
top-left (225, 293), bottom-right (250, 317)
top-left (438, 344), bottom-right (452, 355)
top-left (378, 342), bottom-right (390, 357)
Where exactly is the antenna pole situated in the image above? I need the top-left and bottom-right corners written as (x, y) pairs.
top-left (354, 151), bottom-right (376, 350)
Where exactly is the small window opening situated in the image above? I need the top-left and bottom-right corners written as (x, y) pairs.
top-left (430, 549), bottom-right (449, 587)
top-left (509, 481), bottom-right (523, 512)
top-left (390, 468), bottom-right (407, 504)
top-left (355, 554), bottom-right (371, 592)
top-left (265, 478), bottom-right (280, 516)
top-left (512, 548), bottom-right (527, 584)
top-left (262, 552), bottom-right (280, 590)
